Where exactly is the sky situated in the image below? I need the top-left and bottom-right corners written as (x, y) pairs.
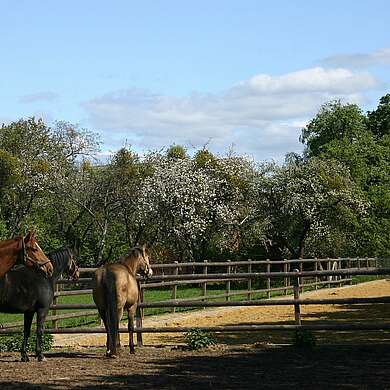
top-left (1, 0), bottom-right (389, 162)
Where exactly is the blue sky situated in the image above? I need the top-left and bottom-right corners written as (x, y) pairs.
top-left (1, 0), bottom-right (389, 161)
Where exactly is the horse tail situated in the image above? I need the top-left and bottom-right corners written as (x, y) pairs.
top-left (102, 270), bottom-right (119, 356)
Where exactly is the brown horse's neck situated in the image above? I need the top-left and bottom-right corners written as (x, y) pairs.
top-left (0, 240), bottom-right (21, 278)
top-left (0, 237), bottom-right (20, 248)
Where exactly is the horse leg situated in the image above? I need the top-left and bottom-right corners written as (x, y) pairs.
top-left (21, 312), bottom-right (34, 362)
top-left (35, 308), bottom-right (49, 362)
top-left (116, 308), bottom-right (124, 351)
top-left (98, 310), bottom-right (111, 357)
top-left (128, 305), bottom-right (137, 354)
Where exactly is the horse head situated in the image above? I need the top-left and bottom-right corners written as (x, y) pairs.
top-left (135, 245), bottom-right (153, 279)
top-left (23, 231), bottom-right (54, 277)
top-left (66, 248), bottom-right (80, 280)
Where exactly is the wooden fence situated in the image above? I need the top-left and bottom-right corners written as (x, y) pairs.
top-left (1, 257), bottom-right (389, 342)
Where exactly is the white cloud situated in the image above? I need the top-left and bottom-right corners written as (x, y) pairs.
top-left (83, 67), bottom-right (379, 161)
top-left (19, 92), bottom-right (59, 104)
top-left (321, 48), bottom-right (390, 69)
top-left (242, 67), bottom-right (377, 94)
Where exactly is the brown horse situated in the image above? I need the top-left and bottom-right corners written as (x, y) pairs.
top-left (0, 231), bottom-right (53, 278)
top-left (92, 246), bottom-right (153, 358)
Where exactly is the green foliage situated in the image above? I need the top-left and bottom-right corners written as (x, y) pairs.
top-left (301, 100), bottom-right (367, 158)
top-left (292, 329), bottom-right (316, 349)
top-left (254, 157), bottom-right (367, 258)
top-left (194, 149), bottom-right (218, 169)
top-left (0, 333), bottom-right (53, 352)
top-left (367, 93), bottom-right (390, 138)
top-left (300, 95), bottom-right (390, 257)
top-left (166, 144), bottom-right (188, 160)
top-left (184, 329), bottom-right (216, 350)
top-left (0, 149), bottom-right (19, 192)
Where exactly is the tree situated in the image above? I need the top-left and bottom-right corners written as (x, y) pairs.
top-left (166, 144), bottom-right (188, 160)
top-left (300, 100), bottom-right (367, 158)
top-left (0, 117), bottom-right (100, 252)
top-left (135, 150), bottom-right (258, 261)
top-left (253, 158), bottom-right (367, 259)
top-left (300, 96), bottom-right (390, 256)
top-left (368, 94), bottom-right (390, 138)
top-left (0, 118), bottom-right (59, 235)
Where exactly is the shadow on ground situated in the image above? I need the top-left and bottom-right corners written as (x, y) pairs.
top-left (1, 344), bottom-right (390, 389)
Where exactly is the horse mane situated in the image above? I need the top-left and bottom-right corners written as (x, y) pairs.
top-left (119, 246), bottom-right (146, 264)
top-left (48, 247), bottom-right (73, 269)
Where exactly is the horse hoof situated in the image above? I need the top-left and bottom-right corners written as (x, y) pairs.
top-left (105, 352), bottom-right (118, 359)
top-left (130, 349), bottom-right (135, 354)
top-left (37, 355), bottom-right (46, 362)
top-left (21, 355), bottom-right (29, 362)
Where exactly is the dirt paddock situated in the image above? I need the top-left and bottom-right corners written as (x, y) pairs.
top-left (1, 280), bottom-right (389, 389)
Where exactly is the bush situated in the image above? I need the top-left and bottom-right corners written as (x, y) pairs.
top-left (0, 333), bottom-right (54, 352)
top-left (184, 329), bottom-right (216, 350)
top-left (292, 329), bottom-right (316, 349)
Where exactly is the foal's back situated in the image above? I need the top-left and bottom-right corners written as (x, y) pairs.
top-left (93, 262), bottom-right (139, 310)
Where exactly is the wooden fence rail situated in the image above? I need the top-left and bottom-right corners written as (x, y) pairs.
top-left (2, 323), bottom-right (390, 335)
top-left (48, 296), bottom-right (390, 311)
top-left (0, 257), bottom-right (388, 338)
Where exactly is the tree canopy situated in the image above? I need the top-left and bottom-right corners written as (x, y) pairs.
top-left (0, 94), bottom-right (389, 263)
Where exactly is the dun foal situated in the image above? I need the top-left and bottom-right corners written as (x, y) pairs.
top-left (92, 246), bottom-right (153, 358)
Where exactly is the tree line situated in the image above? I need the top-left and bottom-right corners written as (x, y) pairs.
top-left (0, 94), bottom-right (389, 264)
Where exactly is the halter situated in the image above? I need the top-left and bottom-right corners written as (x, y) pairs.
top-left (137, 247), bottom-right (152, 278)
top-left (67, 252), bottom-right (79, 280)
top-left (21, 237), bottom-right (52, 273)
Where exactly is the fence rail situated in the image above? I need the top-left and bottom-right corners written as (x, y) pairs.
top-left (0, 257), bottom-right (389, 341)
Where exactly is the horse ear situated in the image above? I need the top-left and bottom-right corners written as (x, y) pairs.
top-left (141, 244), bottom-right (149, 257)
top-left (72, 237), bottom-right (81, 258)
top-left (24, 230), bottom-right (32, 243)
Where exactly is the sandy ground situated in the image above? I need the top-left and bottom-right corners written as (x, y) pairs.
top-left (54, 279), bottom-right (390, 348)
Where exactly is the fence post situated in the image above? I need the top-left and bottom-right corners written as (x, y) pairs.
top-left (375, 257), bottom-right (379, 279)
top-left (327, 257), bottom-right (331, 288)
top-left (202, 260), bottom-right (208, 308)
top-left (266, 259), bottom-right (271, 299)
top-left (286, 259), bottom-right (290, 293)
top-left (293, 269), bottom-right (301, 326)
top-left (172, 261), bottom-right (178, 313)
top-left (338, 258), bottom-right (342, 287)
top-left (136, 285), bottom-right (144, 347)
top-left (52, 283), bottom-right (60, 329)
top-left (247, 260), bottom-right (252, 300)
top-left (314, 258), bottom-right (318, 290)
top-left (226, 260), bottom-right (231, 301)
top-left (348, 257), bottom-right (353, 285)
top-left (284, 259), bottom-right (288, 295)
top-left (299, 258), bottom-right (303, 293)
